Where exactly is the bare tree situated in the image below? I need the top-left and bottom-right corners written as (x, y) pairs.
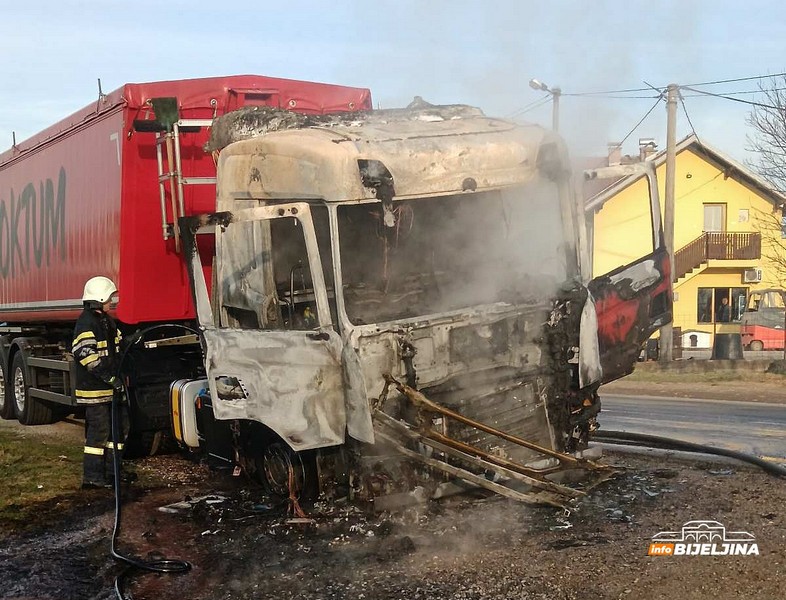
top-left (748, 76), bottom-right (786, 193)
top-left (748, 77), bottom-right (786, 287)
top-left (752, 206), bottom-right (786, 287)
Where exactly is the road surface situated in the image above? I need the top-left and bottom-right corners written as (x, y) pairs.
top-left (599, 394), bottom-right (786, 461)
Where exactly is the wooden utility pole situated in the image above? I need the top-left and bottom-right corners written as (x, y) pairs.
top-left (660, 83), bottom-right (679, 362)
top-left (552, 87), bottom-right (561, 132)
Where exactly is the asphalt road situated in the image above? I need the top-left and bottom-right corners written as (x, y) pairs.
top-left (599, 394), bottom-right (786, 461)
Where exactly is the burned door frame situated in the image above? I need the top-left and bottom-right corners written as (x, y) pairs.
top-left (182, 203), bottom-right (373, 451)
top-left (585, 162), bottom-right (672, 383)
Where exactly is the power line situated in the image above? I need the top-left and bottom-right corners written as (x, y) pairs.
top-left (676, 172), bottom-right (723, 201)
top-left (524, 72), bottom-right (786, 103)
top-left (562, 87), bottom-right (654, 96)
top-left (678, 92), bottom-right (702, 148)
top-left (683, 87), bottom-right (786, 97)
top-left (562, 94), bottom-right (662, 100)
top-left (612, 94), bottom-right (665, 150)
top-left (509, 97), bottom-right (551, 118)
top-left (508, 95), bottom-right (552, 118)
top-left (680, 86), bottom-right (780, 110)
top-left (684, 72), bottom-right (786, 87)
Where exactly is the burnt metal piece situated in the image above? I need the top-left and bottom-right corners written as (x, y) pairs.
top-left (373, 430), bottom-right (565, 507)
top-left (383, 375), bottom-right (601, 468)
top-left (374, 411), bottom-right (582, 501)
top-left (398, 340), bottom-right (417, 389)
top-left (375, 375), bottom-right (614, 506)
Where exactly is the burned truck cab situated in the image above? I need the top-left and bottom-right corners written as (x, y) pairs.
top-left (178, 105), bottom-right (670, 505)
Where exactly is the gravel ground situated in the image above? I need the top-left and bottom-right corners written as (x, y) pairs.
top-left (1, 379), bottom-right (783, 600)
top-left (0, 448), bottom-right (783, 600)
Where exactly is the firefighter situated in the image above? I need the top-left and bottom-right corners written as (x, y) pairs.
top-left (72, 276), bottom-right (132, 489)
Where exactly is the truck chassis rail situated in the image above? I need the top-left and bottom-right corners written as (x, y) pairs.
top-left (375, 375), bottom-right (615, 508)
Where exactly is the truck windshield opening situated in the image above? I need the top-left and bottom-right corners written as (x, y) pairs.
top-left (337, 179), bottom-right (569, 325)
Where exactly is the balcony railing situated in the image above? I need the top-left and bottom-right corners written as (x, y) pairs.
top-left (674, 232), bottom-right (761, 281)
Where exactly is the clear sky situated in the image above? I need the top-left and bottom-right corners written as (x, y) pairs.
top-left (3, 0), bottom-right (786, 165)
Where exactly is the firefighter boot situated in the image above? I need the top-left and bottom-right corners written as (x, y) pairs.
top-left (82, 446), bottom-right (112, 489)
top-left (104, 449), bottom-right (138, 484)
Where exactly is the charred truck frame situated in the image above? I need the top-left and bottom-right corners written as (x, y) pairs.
top-left (176, 105), bottom-right (671, 506)
top-left (0, 77), bottom-right (671, 507)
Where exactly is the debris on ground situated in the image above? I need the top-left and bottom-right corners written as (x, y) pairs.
top-left (1, 449), bottom-right (784, 600)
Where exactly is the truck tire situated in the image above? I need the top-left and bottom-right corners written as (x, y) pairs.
top-left (749, 340), bottom-right (764, 352)
top-left (0, 360), bottom-right (14, 420)
top-left (256, 443), bottom-right (318, 501)
top-left (124, 430), bottom-right (164, 458)
top-left (12, 352), bottom-right (55, 426)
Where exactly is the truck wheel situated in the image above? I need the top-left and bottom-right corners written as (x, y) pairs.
top-left (256, 443), bottom-right (318, 501)
top-left (12, 352), bottom-right (55, 426)
top-left (0, 360), bottom-right (14, 420)
top-left (124, 430), bottom-right (163, 458)
top-left (750, 340), bottom-right (764, 352)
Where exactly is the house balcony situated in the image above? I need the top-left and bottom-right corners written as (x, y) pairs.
top-left (674, 232), bottom-right (761, 281)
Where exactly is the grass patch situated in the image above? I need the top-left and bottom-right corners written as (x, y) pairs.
top-left (0, 428), bottom-right (82, 524)
top-left (622, 369), bottom-right (786, 384)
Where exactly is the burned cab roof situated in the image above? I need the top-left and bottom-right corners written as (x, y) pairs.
top-left (205, 102), bottom-right (487, 152)
top-left (210, 102), bottom-right (568, 207)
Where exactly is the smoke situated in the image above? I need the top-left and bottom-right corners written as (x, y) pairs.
top-left (327, 1), bottom-right (708, 162)
top-left (337, 180), bottom-right (567, 327)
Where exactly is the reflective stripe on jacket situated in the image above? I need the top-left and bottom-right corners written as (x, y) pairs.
top-left (72, 308), bottom-right (122, 405)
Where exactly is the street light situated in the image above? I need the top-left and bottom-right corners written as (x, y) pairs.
top-left (528, 78), bottom-right (561, 132)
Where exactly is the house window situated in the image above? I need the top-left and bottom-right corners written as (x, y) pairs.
top-left (697, 287), bottom-right (747, 323)
top-left (697, 288), bottom-right (713, 322)
top-left (703, 203), bottom-right (726, 232)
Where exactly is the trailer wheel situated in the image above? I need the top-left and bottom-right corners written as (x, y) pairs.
top-left (12, 352), bottom-right (55, 426)
top-left (749, 340), bottom-right (764, 352)
top-left (0, 359), bottom-right (14, 420)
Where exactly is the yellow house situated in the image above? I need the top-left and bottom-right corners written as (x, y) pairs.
top-left (586, 134), bottom-right (786, 349)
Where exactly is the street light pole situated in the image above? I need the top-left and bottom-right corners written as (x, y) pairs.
top-left (529, 79), bottom-right (561, 133)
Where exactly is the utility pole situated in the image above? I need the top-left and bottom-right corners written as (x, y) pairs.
top-left (660, 83), bottom-right (678, 362)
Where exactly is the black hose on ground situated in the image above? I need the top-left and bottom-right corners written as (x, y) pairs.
top-left (592, 429), bottom-right (786, 478)
top-left (109, 324), bottom-right (202, 599)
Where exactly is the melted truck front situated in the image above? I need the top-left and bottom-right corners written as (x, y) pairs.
top-left (176, 105), bottom-right (671, 505)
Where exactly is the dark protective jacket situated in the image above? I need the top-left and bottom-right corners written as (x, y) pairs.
top-left (72, 308), bottom-right (122, 404)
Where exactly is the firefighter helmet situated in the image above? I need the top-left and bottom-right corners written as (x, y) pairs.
top-left (82, 276), bottom-right (118, 303)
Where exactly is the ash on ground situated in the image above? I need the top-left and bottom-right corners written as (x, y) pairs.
top-left (1, 451), bottom-right (783, 600)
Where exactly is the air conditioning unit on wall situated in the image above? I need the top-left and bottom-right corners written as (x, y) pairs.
top-left (743, 268), bottom-right (763, 283)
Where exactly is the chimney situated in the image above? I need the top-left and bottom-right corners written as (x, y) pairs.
top-left (607, 142), bottom-right (622, 166)
top-left (639, 137), bottom-right (657, 161)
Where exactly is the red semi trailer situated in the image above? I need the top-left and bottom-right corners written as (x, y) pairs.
top-left (0, 75), bottom-right (371, 453)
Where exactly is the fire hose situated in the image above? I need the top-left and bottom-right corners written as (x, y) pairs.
top-left (109, 324), bottom-right (201, 599)
top-left (592, 430), bottom-right (786, 478)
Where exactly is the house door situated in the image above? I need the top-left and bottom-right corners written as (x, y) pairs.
top-left (703, 203), bottom-right (726, 232)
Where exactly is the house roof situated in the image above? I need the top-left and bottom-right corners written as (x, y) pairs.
top-left (584, 133), bottom-right (786, 212)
